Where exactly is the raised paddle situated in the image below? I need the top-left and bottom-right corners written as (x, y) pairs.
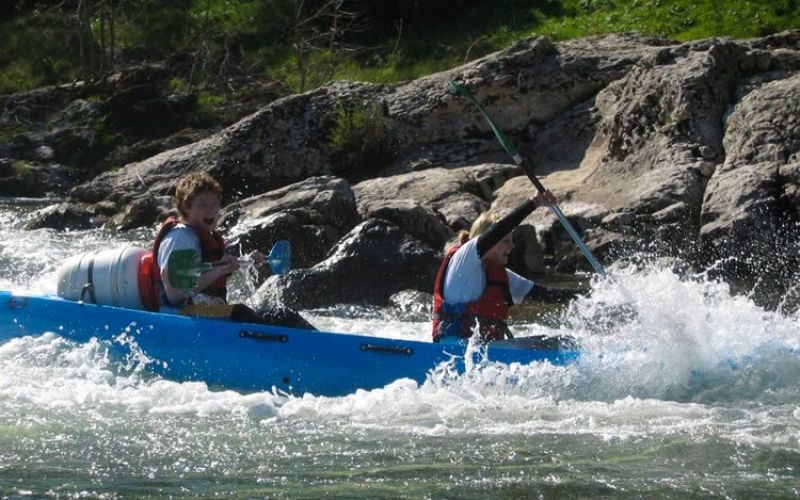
top-left (167, 239), bottom-right (292, 289)
top-left (448, 80), bottom-right (607, 278)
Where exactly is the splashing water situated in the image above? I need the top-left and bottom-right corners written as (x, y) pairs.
top-left (1, 202), bottom-right (800, 497)
top-left (559, 265), bottom-right (800, 403)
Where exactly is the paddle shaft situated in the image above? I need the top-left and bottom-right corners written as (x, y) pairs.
top-left (209, 248), bottom-right (287, 272)
top-left (449, 81), bottom-right (606, 278)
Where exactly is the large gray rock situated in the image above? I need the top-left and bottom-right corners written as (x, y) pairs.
top-left (221, 176), bottom-right (360, 268)
top-left (781, 160), bottom-right (800, 218)
top-left (68, 82), bottom-right (383, 207)
top-left (0, 158), bottom-right (74, 198)
top-left (253, 219), bottom-right (439, 309)
top-left (565, 41), bottom-right (747, 257)
top-left (25, 201), bottom-right (117, 230)
top-left (353, 163), bottom-right (519, 247)
top-left (65, 33), bottom-right (662, 218)
top-left (698, 72), bottom-right (800, 305)
top-left (14, 30), bottom-right (800, 307)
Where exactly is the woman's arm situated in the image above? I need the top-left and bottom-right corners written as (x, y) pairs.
top-left (526, 285), bottom-right (586, 303)
top-left (475, 191), bottom-right (556, 258)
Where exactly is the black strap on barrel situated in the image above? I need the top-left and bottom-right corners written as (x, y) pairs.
top-left (79, 255), bottom-right (97, 304)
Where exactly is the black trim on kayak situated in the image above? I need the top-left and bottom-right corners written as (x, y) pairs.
top-left (239, 330), bottom-right (289, 343)
top-left (491, 335), bottom-right (577, 351)
top-left (360, 343), bottom-right (414, 356)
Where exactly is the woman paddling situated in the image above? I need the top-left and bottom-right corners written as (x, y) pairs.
top-left (146, 171), bottom-right (315, 329)
top-left (432, 190), bottom-right (584, 343)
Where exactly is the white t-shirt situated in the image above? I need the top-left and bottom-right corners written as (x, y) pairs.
top-left (442, 237), bottom-right (534, 305)
top-left (157, 224), bottom-right (202, 309)
top-left (157, 224), bottom-right (202, 271)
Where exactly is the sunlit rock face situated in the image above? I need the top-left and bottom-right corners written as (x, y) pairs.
top-left (12, 30), bottom-right (800, 307)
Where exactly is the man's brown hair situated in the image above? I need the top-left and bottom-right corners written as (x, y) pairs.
top-left (173, 172), bottom-right (223, 218)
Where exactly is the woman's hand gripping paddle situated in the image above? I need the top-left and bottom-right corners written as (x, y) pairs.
top-left (448, 80), bottom-right (606, 278)
top-left (167, 240), bottom-right (292, 289)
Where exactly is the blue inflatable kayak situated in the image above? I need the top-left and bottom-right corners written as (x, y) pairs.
top-left (0, 291), bottom-right (579, 396)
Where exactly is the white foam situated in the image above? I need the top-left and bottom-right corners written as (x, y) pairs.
top-left (0, 333), bottom-right (282, 418)
top-left (3, 199), bottom-right (800, 439)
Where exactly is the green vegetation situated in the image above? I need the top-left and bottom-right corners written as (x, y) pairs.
top-left (329, 100), bottom-right (394, 178)
top-left (11, 160), bottom-right (32, 175)
top-left (0, 123), bottom-right (26, 143)
top-left (0, 9), bottom-right (81, 93)
top-left (330, 101), bottom-right (392, 149)
top-left (1, 0), bottom-right (798, 95)
top-left (539, 0), bottom-right (800, 41)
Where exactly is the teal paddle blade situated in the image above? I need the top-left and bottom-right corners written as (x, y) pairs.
top-left (268, 240), bottom-right (291, 275)
top-left (167, 249), bottom-right (210, 289)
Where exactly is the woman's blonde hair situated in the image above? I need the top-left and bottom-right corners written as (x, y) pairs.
top-left (445, 211), bottom-right (501, 250)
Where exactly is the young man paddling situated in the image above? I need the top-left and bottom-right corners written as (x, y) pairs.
top-left (432, 190), bottom-right (584, 343)
top-left (146, 172), bottom-right (315, 329)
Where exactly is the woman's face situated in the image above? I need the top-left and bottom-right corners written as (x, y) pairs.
top-left (484, 232), bottom-right (514, 266)
top-left (183, 191), bottom-right (221, 231)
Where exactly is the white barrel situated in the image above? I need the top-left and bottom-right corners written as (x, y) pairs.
top-left (56, 247), bottom-right (148, 310)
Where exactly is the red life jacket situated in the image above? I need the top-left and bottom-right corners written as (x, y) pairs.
top-left (138, 216), bottom-right (227, 311)
top-left (431, 245), bottom-right (513, 342)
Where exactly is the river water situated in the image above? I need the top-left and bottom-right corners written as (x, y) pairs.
top-left (1, 201), bottom-right (799, 498)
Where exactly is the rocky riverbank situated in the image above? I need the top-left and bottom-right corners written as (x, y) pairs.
top-left (2, 31), bottom-right (799, 311)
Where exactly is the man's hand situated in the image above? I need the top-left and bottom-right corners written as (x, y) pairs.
top-left (216, 254), bottom-right (240, 275)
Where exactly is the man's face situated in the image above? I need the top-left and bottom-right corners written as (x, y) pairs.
top-left (183, 191), bottom-right (221, 231)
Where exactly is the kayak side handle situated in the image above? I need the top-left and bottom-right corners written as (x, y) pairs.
top-left (239, 330), bottom-right (289, 343)
top-left (8, 295), bottom-right (29, 310)
top-left (360, 343), bottom-right (414, 356)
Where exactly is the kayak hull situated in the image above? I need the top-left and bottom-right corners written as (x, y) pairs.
top-left (0, 291), bottom-right (578, 396)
